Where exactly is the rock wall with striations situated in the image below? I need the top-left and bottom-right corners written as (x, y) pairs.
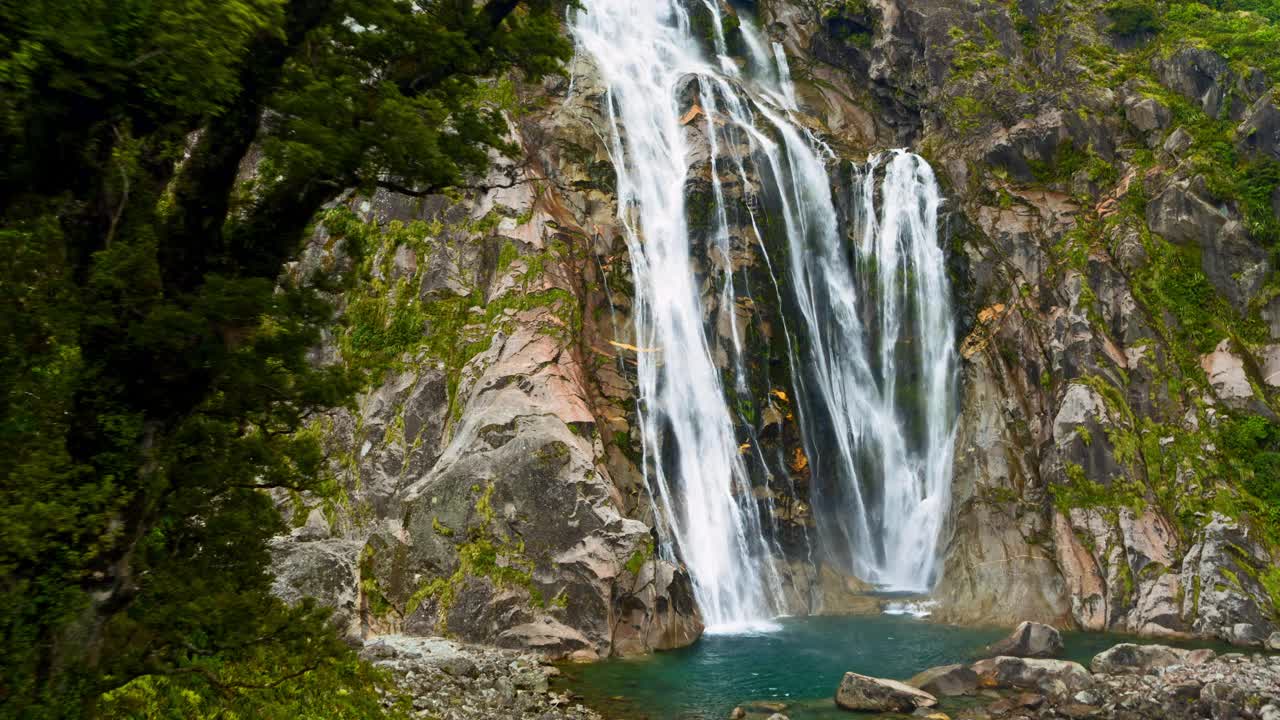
top-left (758, 0), bottom-right (1280, 644)
top-left (269, 54), bottom-right (705, 660)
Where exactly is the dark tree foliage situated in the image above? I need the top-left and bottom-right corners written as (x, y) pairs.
top-left (0, 1), bottom-right (571, 716)
top-left (1104, 0), bottom-right (1161, 35)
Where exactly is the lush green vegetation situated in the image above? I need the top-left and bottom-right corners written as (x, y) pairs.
top-left (0, 1), bottom-right (569, 717)
top-left (1220, 416), bottom-right (1280, 535)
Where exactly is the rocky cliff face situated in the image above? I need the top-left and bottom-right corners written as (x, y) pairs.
top-left (761, 0), bottom-right (1280, 643)
top-left (272, 0), bottom-right (1280, 655)
top-left (269, 60), bottom-right (707, 660)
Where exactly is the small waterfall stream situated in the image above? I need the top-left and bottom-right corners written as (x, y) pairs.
top-left (797, 153), bottom-right (958, 592)
top-left (572, 0), bottom-right (957, 627)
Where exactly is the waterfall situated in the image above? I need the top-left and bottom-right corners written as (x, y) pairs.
top-left (793, 152), bottom-right (958, 593)
top-left (571, 0), bottom-right (957, 627)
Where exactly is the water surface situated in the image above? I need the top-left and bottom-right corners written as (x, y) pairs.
top-left (560, 615), bottom-right (1230, 720)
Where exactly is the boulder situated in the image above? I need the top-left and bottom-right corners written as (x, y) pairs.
top-left (1056, 702), bottom-right (1102, 719)
top-left (909, 664), bottom-right (979, 696)
top-left (985, 621), bottom-right (1064, 658)
top-left (610, 557), bottom-right (704, 656)
top-left (1202, 339), bottom-right (1265, 412)
top-left (1163, 126), bottom-right (1194, 156)
top-left (1090, 643), bottom-right (1216, 675)
top-left (971, 657), bottom-right (1094, 696)
top-left (1147, 176), bottom-right (1268, 310)
top-left (1152, 47), bottom-right (1233, 119)
top-left (988, 692), bottom-right (1045, 714)
top-left (834, 672), bottom-right (939, 712)
top-left (268, 537), bottom-right (364, 644)
top-left (1124, 96), bottom-right (1170, 134)
top-left (1267, 632), bottom-right (1280, 651)
top-left (440, 656), bottom-right (479, 678)
top-left (1180, 513), bottom-right (1279, 645)
top-left (1237, 91), bottom-right (1280, 162)
top-left (1230, 622), bottom-right (1265, 647)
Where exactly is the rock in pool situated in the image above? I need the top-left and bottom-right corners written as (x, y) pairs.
top-left (984, 620), bottom-right (1064, 659)
top-left (908, 664), bottom-right (979, 696)
top-left (1090, 643), bottom-right (1215, 675)
top-left (834, 671), bottom-right (938, 712)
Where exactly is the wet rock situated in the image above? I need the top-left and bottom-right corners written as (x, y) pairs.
top-left (932, 350), bottom-right (1072, 628)
top-left (985, 621), bottom-right (1064, 659)
top-left (988, 692), bottom-right (1044, 714)
top-left (1090, 643), bottom-right (1215, 675)
top-left (971, 657), bottom-right (1094, 696)
top-left (610, 557), bottom-right (704, 656)
top-left (835, 671), bottom-right (939, 712)
top-left (909, 664), bottom-right (980, 696)
top-left (1115, 508), bottom-right (1186, 636)
top-left (979, 109), bottom-right (1099, 185)
top-left (1071, 690), bottom-right (1097, 705)
top-left (1052, 511), bottom-right (1109, 632)
top-left (1055, 702), bottom-right (1101, 718)
top-left (1050, 384), bottom-right (1123, 488)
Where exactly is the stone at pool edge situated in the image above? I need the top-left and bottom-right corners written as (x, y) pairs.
top-left (983, 621), bottom-right (1064, 659)
top-left (908, 664), bottom-right (979, 697)
top-left (834, 671), bottom-right (939, 713)
top-left (726, 710), bottom-right (789, 720)
top-left (1090, 643), bottom-right (1216, 675)
top-left (970, 657), bottom-right (1094, 696)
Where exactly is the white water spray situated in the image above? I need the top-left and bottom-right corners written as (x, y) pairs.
top-left (793, 152), bottom-right (958, 592)
top-left (571, 1), bottom-right (957, 625)
top-left (572, 0), bottom-right (787, 630)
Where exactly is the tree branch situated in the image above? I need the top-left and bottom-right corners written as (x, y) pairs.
top-left (169, 662), bottom-right (321, 694)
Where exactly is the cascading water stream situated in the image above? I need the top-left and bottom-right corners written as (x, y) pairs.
top-left (572, 0), bottom-right (787, 631)
top-left (794, 152), bottom-right (959, 592)
top-left (571, 0), bottom-right (957, 626)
